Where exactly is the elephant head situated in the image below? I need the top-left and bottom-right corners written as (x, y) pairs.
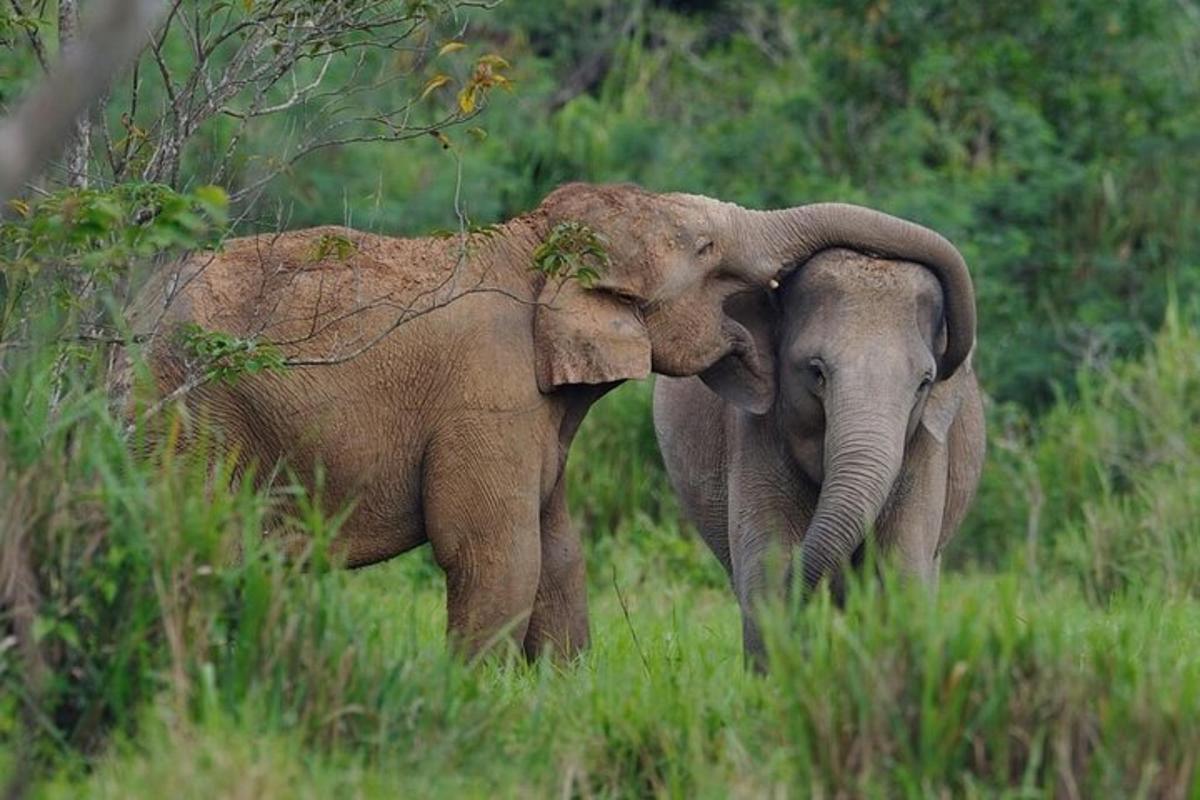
top-left (700, 247), bottom-right (976, 599)
top-left (530, 183), bottom-right (976, 397)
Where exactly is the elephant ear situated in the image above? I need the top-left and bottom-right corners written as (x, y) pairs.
top-left (921, 366), bottom-right (967, 444)
top-left (533, 277), bottom-right (651, 392)
top-left (698, 289), bottom-right (777, 415)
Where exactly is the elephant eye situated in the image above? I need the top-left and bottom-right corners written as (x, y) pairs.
top-left (696, 239), bottom-right (715, 258)
top-left (806, 358), bottom-right (827, 393)
top-left (918, 372), bottom-right (934, 393)
top-left (611, 288), bottom-right (640, 306)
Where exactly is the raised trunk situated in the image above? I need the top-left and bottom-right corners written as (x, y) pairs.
top-left (797, 402), bottom-right (908, 597)
top-left (744, 203), bottom-right (976, 379)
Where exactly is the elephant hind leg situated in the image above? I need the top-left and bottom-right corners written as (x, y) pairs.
top-left (423, 430), bottom-right (542, 660)
top-left (524, 478), bottom-right (589, 661)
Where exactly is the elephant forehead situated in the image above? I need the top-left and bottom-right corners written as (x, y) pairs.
top-left (662, 192), bottom-right (728, 225)
top-left (797, 251), bottom-right (941, 298)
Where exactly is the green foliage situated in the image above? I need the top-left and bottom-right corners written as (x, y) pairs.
top-left (0, 348), bottom-right (266, 762)
top-left (531, 220), bottom-right (610, 287)
top-left (0, 184), bottom-right (227, 348)
top-left (174, 324), bottom-right (287, 384)
top-left (964, 300), bottom-right (1200, 596)
top-left (309, 232), bottom-right (357, 262)
top-left (1, 183), bottom-right (226, 280)
top-left (16, 554), bottom-right (1200, 797)
top-left (0, 346), bottom-right (490, 780)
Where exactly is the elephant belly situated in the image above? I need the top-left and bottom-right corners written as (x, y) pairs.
top-left (214, 365), bottom-right (433, 567)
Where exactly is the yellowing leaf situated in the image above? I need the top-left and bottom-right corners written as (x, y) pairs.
top-left (477, 54), bottom-right (510, 69)
top-left (467, 126), bottom-right (488, 141)
top-left (7, 198), bottom-right (30, 218)
top-left (438, 41), bottom-right (467, 57)
top-left (457, 85), bottom-right (477, 114)
top-left (428, 130), bottom-right (453, 150)
top-left (419, 73), bottom-right (453, 102)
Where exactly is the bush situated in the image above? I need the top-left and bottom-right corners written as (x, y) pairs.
top-left (24, 566), bottom-right (1200, 798)
top-left (753, 575), bottom-right (1200, 796)
top-left (962, 301), bottom-right (1200, 598)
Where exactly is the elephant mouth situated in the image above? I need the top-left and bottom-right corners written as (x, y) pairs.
top-left (699, 315), bottom-right (773, 413)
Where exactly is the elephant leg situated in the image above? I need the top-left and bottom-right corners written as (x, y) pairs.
top-left (877, 433), bottom-right (949, 586)
top-left (424, 431), bottom-right (542, 660)
top-left (727, 419), bottom-right (815, 666)
top-left (523, 478), bottom-right (589, 660)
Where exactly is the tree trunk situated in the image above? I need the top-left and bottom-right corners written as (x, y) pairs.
top-left (59, 0), bottom-right (91, 189)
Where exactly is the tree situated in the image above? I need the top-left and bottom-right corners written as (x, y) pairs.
top-left (0, 0), bottom-right (510, 405)
top-left (0, 0), bottom-right (169, 201)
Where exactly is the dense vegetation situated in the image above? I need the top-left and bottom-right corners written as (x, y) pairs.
top-left (2, 0), bottom-right (1198, 796)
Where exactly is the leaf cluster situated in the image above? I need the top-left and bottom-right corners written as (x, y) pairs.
top-left (2, 184), bottom-right (227, 284)
top-left (531, 221), bottom-right (610, 288)
top-left (174, 324), bottom-right (286, 385)
top-left (309, 233), bottom-right (357, 263)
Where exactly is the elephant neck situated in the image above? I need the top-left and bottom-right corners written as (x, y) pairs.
top-left (474, 211), bottom-right (552, 295)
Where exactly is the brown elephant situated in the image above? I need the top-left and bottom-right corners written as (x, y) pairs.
top-left (654, 248), bottom-right (984, 663)
top-left (127, 183), bottom-right (975, 659)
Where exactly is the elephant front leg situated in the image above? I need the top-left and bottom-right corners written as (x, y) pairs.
top-left (523, 478), bottom-right (589, 660)
top-left (877, 433), bottom-right (949, 587)
top-left (727, 455), bottom-right (814, 668)
top-left (424, 436), bottom-right (542, 660)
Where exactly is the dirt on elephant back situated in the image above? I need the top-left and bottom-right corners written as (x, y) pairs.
top-left (158, 223), bottom-right (531, 362)
top-left (215, 225), bottom-right (467, 297)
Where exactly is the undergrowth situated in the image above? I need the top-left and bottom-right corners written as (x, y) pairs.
top-left (3, 305), bottom-right (1199, 796)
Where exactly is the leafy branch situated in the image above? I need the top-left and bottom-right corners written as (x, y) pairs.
top-left (531, 221), bottom-right (610, 288)
top-left (174, 323), bottom-right (285, 385)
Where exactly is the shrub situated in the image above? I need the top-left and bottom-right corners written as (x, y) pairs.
top-left (962, 300), bottom-right (1200, 599)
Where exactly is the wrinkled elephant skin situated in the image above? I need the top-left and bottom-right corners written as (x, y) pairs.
top-left (655, 248), bottom-right (985, 664)
top-left (126, 183), bottom-right (978, 660)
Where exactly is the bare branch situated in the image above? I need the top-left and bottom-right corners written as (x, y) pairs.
top-left (8, 0), bottom-right (50, 72)
top-left (220, 53), bottom-right (334, 119)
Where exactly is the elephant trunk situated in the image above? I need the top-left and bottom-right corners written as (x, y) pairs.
top-left (743, 203), bottom-right (976, 378)
top-left (797, 397), bottom-right (908, 598)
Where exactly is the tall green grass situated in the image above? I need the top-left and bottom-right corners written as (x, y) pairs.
top-left (966, 301), bottom-right (1200, 597)
top-left (0, 347), bottom-right (496, 792)
top-left (23, 570), bottom-right (1200, 798)
top-left (5, 309), bottom-right (1200, 796)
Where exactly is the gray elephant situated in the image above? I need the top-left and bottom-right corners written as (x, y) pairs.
top-left (654, 247), bottom-right (984, 661)
top-left (128, 183), bottom-right (974, 660)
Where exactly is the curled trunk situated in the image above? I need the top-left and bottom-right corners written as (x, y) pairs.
top-left (745, 203), bottom-right (976, 378)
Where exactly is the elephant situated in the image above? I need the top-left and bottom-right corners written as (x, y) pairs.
top-left (125, 182), bottom-right (976, 660)
top-left (653, 247), bottom-right (984, 663)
